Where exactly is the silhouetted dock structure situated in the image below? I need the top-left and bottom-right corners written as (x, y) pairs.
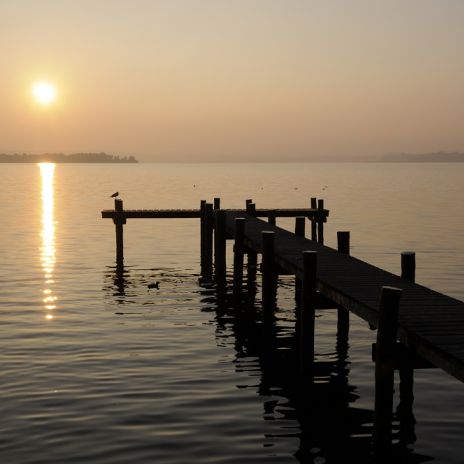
top-left (102, 197), bottom-right (464, 461)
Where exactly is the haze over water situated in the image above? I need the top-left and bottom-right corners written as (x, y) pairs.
top-left (1, 162), bottom-right (464, 463)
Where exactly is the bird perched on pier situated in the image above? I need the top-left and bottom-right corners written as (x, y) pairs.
top-left (147, 281), bottom-right (160, 290)
top-left (110, 192), bottom-right (119, 198)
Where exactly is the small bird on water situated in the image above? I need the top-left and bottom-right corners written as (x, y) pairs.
top-left (110, 192), bottom-right (119, 198)
top-left (147, 281), bottom-right (160, 290)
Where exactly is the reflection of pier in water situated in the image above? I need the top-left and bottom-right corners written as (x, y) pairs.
top-left (200, 276), bottom-right (429, 463)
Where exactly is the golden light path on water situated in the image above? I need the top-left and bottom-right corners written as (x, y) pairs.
top-left (39, 163), bottom-right (57, 320)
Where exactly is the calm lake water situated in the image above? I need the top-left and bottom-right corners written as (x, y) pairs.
top-left (1, 163), bottom-right (463, 463)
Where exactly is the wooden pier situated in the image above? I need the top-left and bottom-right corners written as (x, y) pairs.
top-left (102, 197), bottom-right (464, 460)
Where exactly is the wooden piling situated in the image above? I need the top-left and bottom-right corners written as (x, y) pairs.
top-left (317, 199), bottom-right (325, 245)
top-left (200, 200), bottom-right (206, 269)
top-left (310, 197), bottom-right (317, 241)
top-left (372, 285), bottom-right (402, 458)
top-left (203, 203), bottom-right (214, 279)
top-left (246, 201), bottom-right (258, 297)
top-left (214, 209), bottom-right (227, 282)
top-left (214, 197), bottom-right (221, 210)
top-left (398, 251), bottom-right (416, 442)
top-left (300, 251), bottom-right (317, 373)
top-left (261, 231), bottom-right (276, 311)
top-left (337, 231), bottom-right (350, 346)
top-left (294, 217), bottom-right (305, 300)
top-left (233, 218), bottom-right (245, 301)
top-left (113, 198), bottom-right (126, 263)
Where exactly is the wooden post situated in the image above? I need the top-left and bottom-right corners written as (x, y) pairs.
top-left (310, 197), bottom-right (317, 241)
top-left (113, 198), bottom-right (126, 264)
top-left (246, 202), bottom-right (256, 216)
top-left (294, 217), bottom-right (305, 301)
top-left (214, 209), bottom-right (227, 282)
top-left (337, 231), bottom-right (350, 255)
top-left (337, 231), bottom-right (350, 347)
top-left (200, 200), bottom-right (206, 270)
top-left (398, 251), bottom-right (416, 443)
top-left (245, 201), bottom-right (258, 297)
top-left (300, 251), bottom-right (317, 373)
top-left (372, 286), bottom-right (402, 458)
top-left (233, 218), bottom-right (245, 301)
top-left (214, 197), bottom-right (221, 210)
top-left (203, 203), bottom-right (214, 280)
top-left (317, 199), bottom-right (324, 245)
top-left (261, 231), bottom-right (276, 311)
top-left (268, 211), bottom-right (276, 225)
top-left (401, 251), bottom-right (415, 282)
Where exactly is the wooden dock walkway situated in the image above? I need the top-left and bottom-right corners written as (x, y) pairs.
top-left (224, 211), bottom-right (464, 383)
top-left (102, 197), bottom-right (463, 458)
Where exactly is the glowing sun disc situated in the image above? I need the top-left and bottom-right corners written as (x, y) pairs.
top-left (32, 81), bottom-right (56, 105)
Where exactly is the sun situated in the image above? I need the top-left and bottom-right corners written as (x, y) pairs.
top-left (32, 81), bottom-right (57, 105)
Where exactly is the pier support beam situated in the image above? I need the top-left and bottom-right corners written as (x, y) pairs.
top-left (246, 201), bottom-right (258, 297)
top-left (300, 251), bottom-right (317, 374)
top-left (372, 285), bottom-right (402, 459)
top-left (113, 198), bottom-right (126, 264)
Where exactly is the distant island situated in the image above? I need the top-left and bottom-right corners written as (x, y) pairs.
top-left (380, 152), bottom-right (464, 163)
top-left (0, 152), bottom-right (138, 163)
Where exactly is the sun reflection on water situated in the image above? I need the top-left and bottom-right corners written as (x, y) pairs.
top-left (39, 163), bottom-right (57, 320)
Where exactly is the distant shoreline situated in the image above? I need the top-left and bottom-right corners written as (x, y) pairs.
top-left (0, 153), bottom-right (138, 163)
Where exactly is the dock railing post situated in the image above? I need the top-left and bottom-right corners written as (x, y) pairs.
top-left (214, 209), bottom-right (227, 283)
top-left (398, 251), bottom-right (416, 443)
top-left (317, 199), bottom-right (325, 245)
top-left (294, 217), bottom-right (305, 301)
top-left (300, 251), bottom-right (317, 374)
top-left (268, 210), bottom-right (276, 225)
top-left (372, 285), bottom-right (402, 459)
top-left (113, 198), bottom-right (126, 264)
top-left (261, 231), bottom-right (276, 313)
top-left (233, 218), bottom-right (245, 302)
top-left (214, 197), bottom-right (221, 210)
top-left (310, 197), bottom-right (317, 241)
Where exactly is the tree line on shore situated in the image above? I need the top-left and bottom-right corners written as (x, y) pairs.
top-left (0, 152), bottom-right (138, 163)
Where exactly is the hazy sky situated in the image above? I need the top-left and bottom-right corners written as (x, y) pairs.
top-left (1, 0), bottom-right (464, 161)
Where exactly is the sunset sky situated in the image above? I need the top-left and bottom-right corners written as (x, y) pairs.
top-left (1, 0), bottom-right (464, 162)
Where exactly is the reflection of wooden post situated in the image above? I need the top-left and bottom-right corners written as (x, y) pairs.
top-left (373, 286), bottom-right (402, 458)
top-left (317, 199), bottom-right (324, 245)
top-left (233, 218), bottom-right (245, 301)
top-left (294, 217), bottom-right (305, 301)
top-left (214, 209), bottom-right (227, 282)
top-left (300, 251), bottom-right (317, 373)
top-left (310, 197), bottom-right (317, 241)
top-left (262, 231), bottom-right (276, 311)
top-left (114, 199), bottom-right (126, 263)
